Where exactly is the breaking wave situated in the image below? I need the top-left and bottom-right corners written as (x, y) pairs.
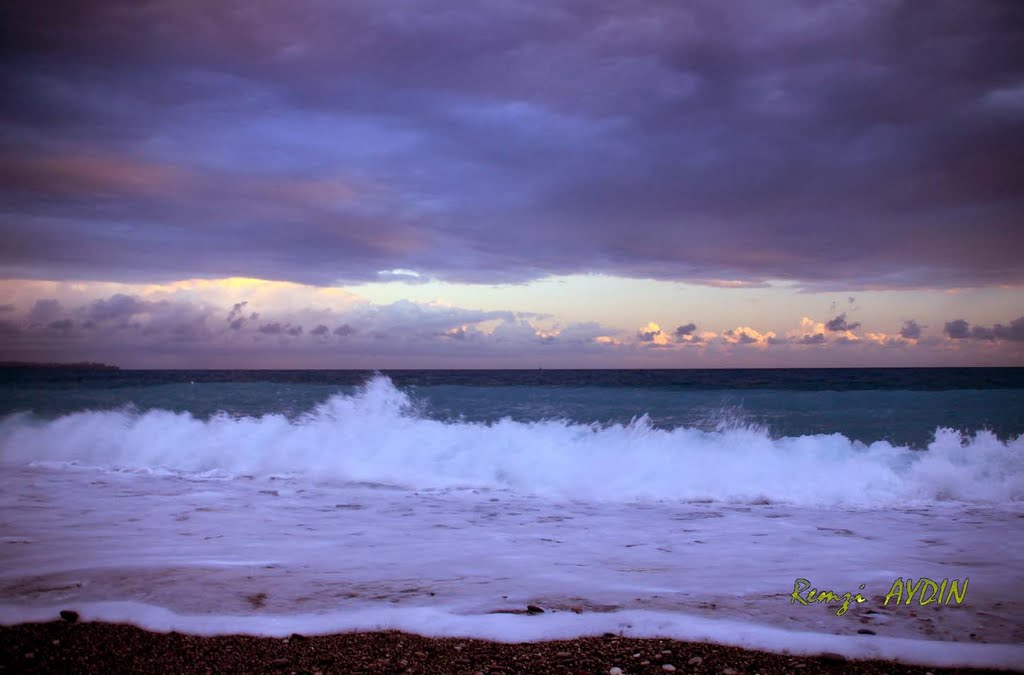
top-left (1, 376), bottom-right (1021, 505)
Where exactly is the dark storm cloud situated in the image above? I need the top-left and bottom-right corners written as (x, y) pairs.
top-left (799, 333), bottom-right (827, 345)
top-left (258, 322), bottom-right (303, 337)
top-left (994, 317), bottom-right (1024, 342)
top-left (825, 313), bottom-right (861, 332)
top-left (333, 324), bottom-right (354, 337)
top-left (227, 302), bottom-right (248, 324)
top-left (899, 319), bottom-right (922, 340)
top-left (945, 319), bottom-right (970, 339)
top-left (1, 0), bottom-right (1022, 288)
top-left (946, 316), bottom-right (1024, 342)
top-left (970, 325), bottom-right (997, 341)
top-left (674, 323), bottom-right (697, 337)
top-left (227, 301), bottom-right (259, 330)
top-left (257, 322), bottom-right (284, 335)
top-left (310, 324), bottom-right (329, 336)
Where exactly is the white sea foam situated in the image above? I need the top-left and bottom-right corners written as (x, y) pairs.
top-left (2, 602), bottom-right (1022, 670)
top-left (1, 450), bottom-right (1022, 666)
top-left (1, 376), bottom-right (1020, 505)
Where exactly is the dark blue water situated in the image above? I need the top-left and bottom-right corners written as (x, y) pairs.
top-left (1, 368), bottom-right (1022, 448)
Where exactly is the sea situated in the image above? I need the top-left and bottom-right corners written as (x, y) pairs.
top-left (1, 368), bottom-right (1022, 669)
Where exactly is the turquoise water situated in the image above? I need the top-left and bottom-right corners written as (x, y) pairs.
top-left (2, 368), bottom-right (1022, 448)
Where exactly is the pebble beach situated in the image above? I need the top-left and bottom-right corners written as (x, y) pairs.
top-left (1, 621), bottom-right (1018, 675)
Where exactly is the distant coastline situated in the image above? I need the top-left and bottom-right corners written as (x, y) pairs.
top-left (0, 361), bottom-right (119, 370)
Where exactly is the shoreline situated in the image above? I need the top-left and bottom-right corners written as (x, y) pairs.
top-left (1, 622), bottom-right (1018, 675)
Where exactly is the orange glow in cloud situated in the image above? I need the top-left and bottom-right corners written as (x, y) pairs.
top-left (789, 317), bottom-right (861, 344)
top-left (722, 326), bottom-right (776, 347)
top-left (790, 317), bottom-right (826, 339)
top-left (865, 331), bottom-right (908, 346)
top-left (637, 321), bottom-right (671, 346)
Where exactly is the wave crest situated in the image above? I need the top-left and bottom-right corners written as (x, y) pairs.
top-left (1, 376), bottom-right (1021, 505)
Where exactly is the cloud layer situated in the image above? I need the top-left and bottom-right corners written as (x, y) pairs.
top-left (1, 0), bottom-right (1022, 288)
top-left (1, 279), bottom-right (1020, 367)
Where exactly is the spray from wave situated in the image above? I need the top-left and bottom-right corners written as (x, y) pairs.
top-left (0, 376), bottom-right (1020, 505)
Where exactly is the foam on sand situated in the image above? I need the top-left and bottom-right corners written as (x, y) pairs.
top-left (1, 602), bottom-right (1022, 671)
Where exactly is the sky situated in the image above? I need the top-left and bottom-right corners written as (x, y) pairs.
top-left (0, 0), bottom-right (1022, 368)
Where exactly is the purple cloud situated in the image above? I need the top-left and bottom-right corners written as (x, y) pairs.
top-left (1, 289), bottom-right (1021, 367)
top-left (0, 289), bottom-right (589, 362)
top-left (944, 316), bottom-right (1024, 342)
top-left (994, 317), bottom-right (1024, 342)
top-left (799, 333), bottom-right (827, 345)
top-left (825, 314), bottom-right (861, 332)
top-left (227, 302), bottom-right (259, 330)
top-left (28, 299), bottom-right (63, 325)
top-left (0, 1), bottom-right (1020, 289)
top-left (945, 319), bottom-right (970, 339)
top-left (258, 322), bottom-right (303, 337)
top-left (899, 319), bottom-right (922, 340)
